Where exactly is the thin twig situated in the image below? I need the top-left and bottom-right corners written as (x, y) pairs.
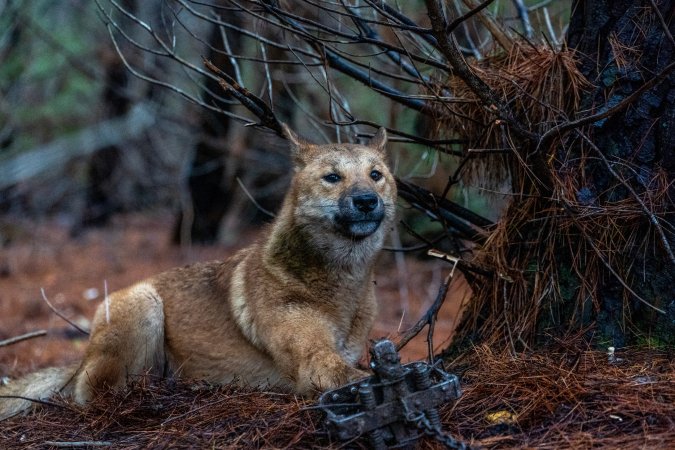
top-left (40, 289), bottom-right (90, 336)
top-left (461, 0), bottom-right (514, 52)
top-left (0, 330), bottom-right (47, 347)
top-left (396, 269), bottom-right (455, 351)
top-left (236, 177), bottom-right (276, 218)
top-left (446, 0), bottom-right (496, 35)
top-left (43, 442), bottom-right (112, 448)
top-left (577, 131), bottom-right (675, 266)
top-left (537, 60), bottom-right (675, 153)
top-left (648, 0), bottom-right (675, 48)
top-left (0, 395), bottom-right (65, 410)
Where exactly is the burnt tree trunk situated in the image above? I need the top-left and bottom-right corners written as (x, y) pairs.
top-left (565, 0), bottom-right (675, 346)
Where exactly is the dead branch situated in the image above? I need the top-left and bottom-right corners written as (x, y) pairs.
top-left (396, 269), bottom-right (455, 353)
top-left (0, 104), bottom-right (154, 190)
top-left (446, 0), bottom-right (496, 34)
top-left (43, 442), bottom-right (112, 448)
top-left (40, 289), bottom-right (90, 336)
top-left (205, 59), bottom-right (285, 136)
top-left (0, 330), bottom-right (47, 348)
top-left (461, 0), bottom-right (515, 51)
top-left (396, 178), bottom-right (492, 243)
top-left (0, 395), bottom-right (65, 410)
top-left (424, 0), bottom-right (536, 143)
top-left (257, 3), bottom-right (433, 114)
top-left (537, 59), bottom-right (675, 153)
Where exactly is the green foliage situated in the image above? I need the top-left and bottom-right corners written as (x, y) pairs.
top-left (0, 1), bottom-right (104, 150)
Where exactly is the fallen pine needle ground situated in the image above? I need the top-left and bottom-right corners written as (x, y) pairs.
top-left (1, 343), bottom-right (673, 449)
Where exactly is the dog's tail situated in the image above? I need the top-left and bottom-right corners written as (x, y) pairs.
top-left (0, 364), bottom-right (79, 420)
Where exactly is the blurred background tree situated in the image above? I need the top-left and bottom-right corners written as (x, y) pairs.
top-left (0, 0), bottom-right (672, 350)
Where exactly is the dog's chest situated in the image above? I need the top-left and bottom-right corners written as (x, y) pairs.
top-left (332, 285), bottom-right (375, 363)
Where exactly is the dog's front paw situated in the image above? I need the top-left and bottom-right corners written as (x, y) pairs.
top-left (297, 353), bottom-right (368, 395)
top-left (345, 367), bottom-right (370, 383)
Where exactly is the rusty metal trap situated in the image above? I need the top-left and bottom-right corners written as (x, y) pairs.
top-left (318, 339), bottom-right (467, 449)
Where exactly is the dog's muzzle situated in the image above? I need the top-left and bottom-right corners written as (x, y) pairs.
top-left (335, 190), bottom-right (385, 239)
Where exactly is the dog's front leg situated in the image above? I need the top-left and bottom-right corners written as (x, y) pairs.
top-left (258, 307), bottom-right (368, 396)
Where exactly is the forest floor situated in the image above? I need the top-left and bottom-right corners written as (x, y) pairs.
top-left (0, 212), bottom-right (673, 449)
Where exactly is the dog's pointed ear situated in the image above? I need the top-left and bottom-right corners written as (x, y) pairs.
top-left (282, 123), bottom-right (309, 166)
top-left (282, 123), bottom-right (303, 148)
top-left (369, 127), bottom-right (388, 153)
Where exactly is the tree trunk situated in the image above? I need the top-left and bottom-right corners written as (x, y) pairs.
top-left (450, 0), bottom-right (674, 351)
top-left (171, 16), bottom-right (240, 244)
top-left (172, 11), bottom-right (295, 245)
top-left (81, 51), bottom-right (129, 227)
top-left (565, 0), bottom-right (675, 346)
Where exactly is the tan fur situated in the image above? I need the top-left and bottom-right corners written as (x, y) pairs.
top-left (0, 126), bottom-right (396, 419)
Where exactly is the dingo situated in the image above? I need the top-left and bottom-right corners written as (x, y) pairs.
top-left (0, 125), bottom-right (397, 419)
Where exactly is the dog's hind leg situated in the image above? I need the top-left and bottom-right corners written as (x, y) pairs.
top-left (73, 282), bottom-right (166, 403)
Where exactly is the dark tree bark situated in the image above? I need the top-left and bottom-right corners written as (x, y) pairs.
top-left (172, 15), bottom-right (240, 244)
top-left (564, 0), bottom-right (675, 345)
top-left (452, 0), bottom-right (674, 350)
top-left (81, 53), bottom-right (128, 227)
top-left (82, 0), bottom-right (139, 228)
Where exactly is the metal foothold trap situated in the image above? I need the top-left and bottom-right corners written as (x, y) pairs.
top-left (318, 339), bottom-right (464, 449)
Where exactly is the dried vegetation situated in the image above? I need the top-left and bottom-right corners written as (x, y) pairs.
top-left (431, 39), bottom-right (673, 349)
top-left (2, 340), bottom-right (673, 449)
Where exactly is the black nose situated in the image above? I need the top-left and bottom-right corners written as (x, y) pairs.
top-left (352, 193), bottom-right (379, 213)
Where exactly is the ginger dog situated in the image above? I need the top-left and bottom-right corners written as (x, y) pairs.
top-left (0, 125), bottom-right (397, 419)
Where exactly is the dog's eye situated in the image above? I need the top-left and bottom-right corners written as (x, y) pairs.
top-left (370, 170), bottom-right (383, 181)
top-left (323, 173), bottom-right (341, 183)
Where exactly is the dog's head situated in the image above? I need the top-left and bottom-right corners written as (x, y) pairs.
top-left (283, 125), bottom-right (397, 243)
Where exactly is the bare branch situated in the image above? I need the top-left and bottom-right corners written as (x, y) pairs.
top-left (446, 0), bottom-right (496, 35)
top-left (43, 442), bottom-right (113, 448)
top-left (40, 289), bottom-right (90, 336)
top-left (512, 0), bottom-right (534, 39)
top-left (0, 330), bottom-right (47, 348)
top-left (461, 0), bottom-right (514, 52)
top-left (542, 7), bottom-right (560, 47)
top-left (537, 60), bottom-right (675, 153)
top-left (204, 58), bottom-right (284, 135)
top-left (396, 269), bottom-right (454, 352)
top-left (255, 2), bottom-right (435, 114)
top-left (236, 177), bottom-right (276, 219)
top-left (396, 178), bottom-right (493, 242)
top-left (424, 0), bottom-right (537, 142)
